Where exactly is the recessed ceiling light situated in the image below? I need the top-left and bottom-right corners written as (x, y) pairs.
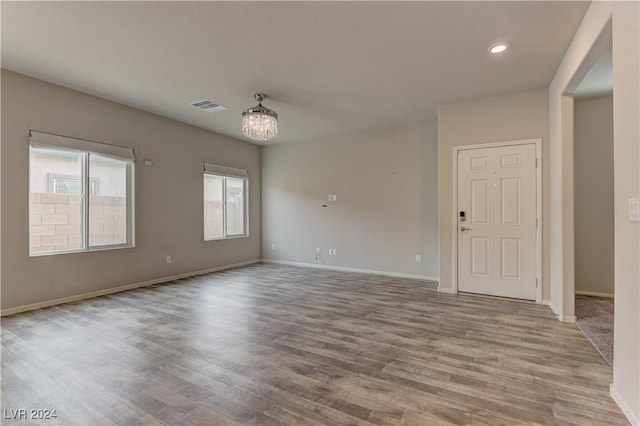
top-left (489, 42), bottom-right (510, 54)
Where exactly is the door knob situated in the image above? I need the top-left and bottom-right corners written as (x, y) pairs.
top-left (460, 226), bottom-right (471, 232)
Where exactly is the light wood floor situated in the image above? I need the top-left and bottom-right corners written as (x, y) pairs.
top-left (1, 264), bottom-right (628, 425)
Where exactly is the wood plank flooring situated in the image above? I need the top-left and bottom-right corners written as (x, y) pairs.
top-left (1, 263), bottom-right (628, 425)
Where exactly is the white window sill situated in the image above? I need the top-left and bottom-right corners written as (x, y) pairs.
top-left (29, 244), bottom-right (135, 257)
top-left (204, 234), bottom-right (249, 242)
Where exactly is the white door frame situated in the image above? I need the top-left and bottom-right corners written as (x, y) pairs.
top-left (451, 138), bottom-right (543, 303)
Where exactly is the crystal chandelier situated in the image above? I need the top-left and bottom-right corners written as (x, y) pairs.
top-left (241, 93), bottom-right (278, 141)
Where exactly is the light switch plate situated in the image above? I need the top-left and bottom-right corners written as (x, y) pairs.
top-left (629, 198), bottom-right (640, 222)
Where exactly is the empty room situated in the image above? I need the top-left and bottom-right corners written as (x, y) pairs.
top-left (1, 2), bottom-right (638, 425)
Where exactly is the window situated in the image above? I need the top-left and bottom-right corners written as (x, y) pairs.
top-left (29, 131), bottom-right (135, 255)
top-left (203, 163), bottom-right (248, 240)
top-left (49, 174), bottom-right (98, 195)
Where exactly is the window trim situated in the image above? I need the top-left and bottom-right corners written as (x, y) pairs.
top-left (49, 173), bottom-right (99, 195)
top-left (28, 134), bottom-right (135, 257)
top-left (203, 164), bottom-right (249, 241)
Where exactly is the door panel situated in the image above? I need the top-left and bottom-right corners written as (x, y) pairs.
top-left (471, 180), bottom-right (489, 224)
top-left (457, 144), bottom-right (537, 300)
top-left (501, 178), bottom-right (521, 225)
top-left (471, 156), bottom-right (490, 170)
top-left (500, 154), bottom-right (521, 168)
top-left (501, 238), bottom-right (520, 279)
top-left (471, 237), bottom-right (489, 276)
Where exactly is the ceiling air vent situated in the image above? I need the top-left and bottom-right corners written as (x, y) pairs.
top-left (190, 99), bottom-right (227, 113)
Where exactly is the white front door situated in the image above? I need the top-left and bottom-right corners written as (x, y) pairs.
top-left (457, 144), bottom-right (537, 300)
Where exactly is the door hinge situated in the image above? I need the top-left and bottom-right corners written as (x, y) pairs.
top-left (535, 158), bottom-right (538, 168)
top-left (535, 278), bottom-right (539, 288)
top-left (536, 218), bottom-right (538, 228)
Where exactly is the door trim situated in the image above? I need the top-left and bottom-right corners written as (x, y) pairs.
top-left (451, 138), bottom-right (543, 303)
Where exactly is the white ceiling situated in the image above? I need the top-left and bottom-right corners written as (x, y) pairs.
top-left (2, 1), bottom-right (590, 145)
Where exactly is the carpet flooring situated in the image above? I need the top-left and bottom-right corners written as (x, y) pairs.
top-left (575, 295), bottom-right (614, 367)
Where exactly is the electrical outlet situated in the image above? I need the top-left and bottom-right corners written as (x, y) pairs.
top-left (333, 248), bottom-right (337, 255)
top-left (316, 247), bottom-right (321, 254)
top-left (333, 194), bottom-right (337, 201)
top-left (415, 254), bottom-right (422, 263)
top-left (165, 255), bottom-right (172, 264)
top-left (271, 243), bottom-right (276, 250)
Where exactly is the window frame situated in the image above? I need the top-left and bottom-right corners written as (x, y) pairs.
top-left (203, 165), bottom-right (249, 241)
top-left (28, 134), bottom-right (135, 257)
top-left (48, 173), bottom-right (99, 195)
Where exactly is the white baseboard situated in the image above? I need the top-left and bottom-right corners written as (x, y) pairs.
top-left (437, 287), bottom-right (456, 294)
top-left (543, 292), bottom-right (612, 322)
top-left (261, 259), bottom-right (439, 282)
top-left (610, 384), bottom-right (639, 426)
top-left (545, 299), bottom-right (561, 318)
top-left (0, 259), bottom-right (261, 317)
top-left (543, 299), bottom-right (575, 322)
top-left (576, 290), bottom-right (614, 298)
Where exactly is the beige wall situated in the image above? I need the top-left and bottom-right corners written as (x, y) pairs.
top-left (261, 121), bottom-right (439, 279)
top-left (549, 2), bottom-right (639, 422)
top-left (574, 95), bottom-right (614, 295)
top-left (437, 89), bottom-right (550, 297)
top-left (1, 70), bottom-right (261, 311)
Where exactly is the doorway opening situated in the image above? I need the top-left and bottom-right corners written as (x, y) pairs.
top-left (572, 37), bottom-right (614, 367)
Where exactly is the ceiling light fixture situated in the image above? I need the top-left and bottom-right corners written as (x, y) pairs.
top-left (242, 93), bottom-right (278, 141)
top-left (489, 42), bottom-right (510, 54)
